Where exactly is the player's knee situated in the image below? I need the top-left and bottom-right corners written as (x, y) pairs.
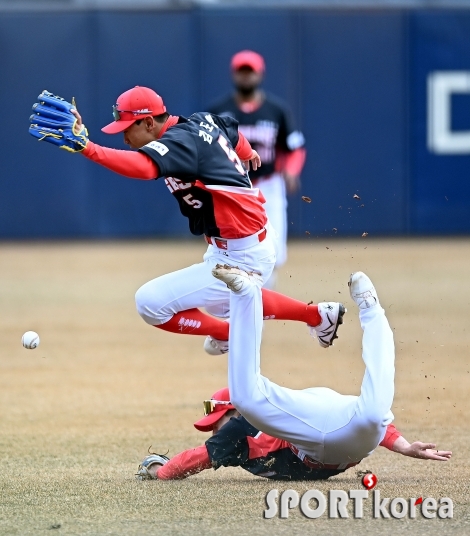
top-left (135, 283), bottom-right (166, 325)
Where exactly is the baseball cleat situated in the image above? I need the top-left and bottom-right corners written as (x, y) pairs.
top-left (309, 302), bottom-right (347, 348)
top-left (212, 264), bottom-right (262, 292)
top-left (348, 272), bottom-right (379, 309)
top-left (204, 335), bottom-right (229, 356)
top-left (135, 453), bottom-right (169, 481)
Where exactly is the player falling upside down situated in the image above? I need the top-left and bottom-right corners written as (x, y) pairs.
top-left (29, 88), bottom-right (345, 354)
top-left (136, 385), bottom-right (451, 482)
top-left (147, 268), bottom-right (449, 477)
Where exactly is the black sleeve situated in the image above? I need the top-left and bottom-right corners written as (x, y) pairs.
top-left (277, 109), bottom-right (300, 151)
top-left (205, 416), bottom-right (256, 469)
top-left (271, 97), bottom-right (305, 152)
top-left (139, 129), bottom-right (199, 179)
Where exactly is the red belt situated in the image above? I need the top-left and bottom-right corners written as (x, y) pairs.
top-left (290, 445), bottom-right (359, 471)
top-left (204, 228), bottom-right (267, 251)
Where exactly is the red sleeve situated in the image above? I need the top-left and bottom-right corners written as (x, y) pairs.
top-left (157, 445), bottom-right (212, 480)
top-left (283, 147), bottom-right (306, 177)
top-left (234, 131), bottom-right (253, 161)
top-left (379, 424), bottom-right (402, 451)
top-left (82, 141), bottom-right (159, 180)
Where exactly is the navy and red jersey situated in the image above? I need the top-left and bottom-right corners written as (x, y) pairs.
top-left (208, 93), bottom-right (305, 182)
top-left (139, 112), bottom-right (267, 238)
top-left (205, 416), bottom-right (344, 481)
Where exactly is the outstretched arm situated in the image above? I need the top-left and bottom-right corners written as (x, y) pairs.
top-left (379, 424), bottom-right (451, 461)
top-left (155, 445), bottom-right (212, 480)
top-left (391, 436), bottom-right (452, 461)
top-left (70, 109), bottom-right (159, 179)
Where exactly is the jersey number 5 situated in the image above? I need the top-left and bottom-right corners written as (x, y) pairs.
top-left (218, 135), bottom-right (246, 176)
top-left (183, 193), bottom-right (203, 209)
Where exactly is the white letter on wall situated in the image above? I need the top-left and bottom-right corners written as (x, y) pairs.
top-left (428, 71), bottom-right (470, 154)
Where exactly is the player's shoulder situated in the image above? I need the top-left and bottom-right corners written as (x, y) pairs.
top-left (187, 111), bottom-right (240, 143)
top-left (141, 117), bottom-right (194, 161)
top-left (189, 111), bottom-right (237, 127)
top-left (158, 115), bottom-right (210, 145)
top-left (212, 415), bottom-right (258, 441)
top-left (158, 116), bottom-right (192, 140)
top-left (228, 415), bottom-right (259, 436)
top-left (187, 111), bottom-right (219, 125)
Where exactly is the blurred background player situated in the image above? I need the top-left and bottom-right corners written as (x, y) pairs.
top-left (136, 386), bottom-right (451, 481)
top-left (208, 50), bottom-right (307, 289)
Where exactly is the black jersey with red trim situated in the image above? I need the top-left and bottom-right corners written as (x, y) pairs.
top-left (205, 416), bottom-right (345, 481)
top-left (208, 93), bottom-right (305, 181)
top-left (139, 112), bottom-right (267, 239)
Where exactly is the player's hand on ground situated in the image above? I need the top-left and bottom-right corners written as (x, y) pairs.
top-left (404, 442), bottom-right (452, 461)
top-left (243, 150), bottom-right (261, 172)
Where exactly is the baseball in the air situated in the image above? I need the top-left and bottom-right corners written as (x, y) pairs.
top-left (22, 331), bottom-right (40, 349)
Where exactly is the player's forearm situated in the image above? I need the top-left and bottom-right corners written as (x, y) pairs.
top-left (390, 435), bottom-right (411, 455)
top-left (391, 437), bottom-right (452, 461)
top-left (156, 445), bottom-right (212, 480)
top-left (83, 141), bottom-right (158, 180)
top-left (379, 423), bottom-right (402, 451)
top-left (283, 147), bottom-right (306, 177)
top-left (235, 132), bottom-right (254, 162)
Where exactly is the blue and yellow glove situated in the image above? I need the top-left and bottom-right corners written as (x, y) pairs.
top-left (29, 90), bottom-right (89, 153)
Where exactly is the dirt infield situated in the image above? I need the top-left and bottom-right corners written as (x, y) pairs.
top-left (0, 238), bottom-right (469, 535)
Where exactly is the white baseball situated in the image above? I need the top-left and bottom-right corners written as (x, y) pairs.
top-left (22, 331), bottom-right (40, 349)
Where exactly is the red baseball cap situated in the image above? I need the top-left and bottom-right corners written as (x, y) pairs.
top-left (193, 387), bottom-right (235, 432)
top-left (101, 86), bottom-right (167, 134)
top-left (231, 50), bottom-right (265, 74)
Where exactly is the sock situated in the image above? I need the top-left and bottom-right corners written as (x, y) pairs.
top-left (155, 308), bottom-right (229, 340)
top-left (261, 289), bottom-right (321, 327)
top-left (155, 292), bottom-right (321, 341)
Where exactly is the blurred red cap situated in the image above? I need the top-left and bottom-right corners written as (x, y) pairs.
top-left (101, 86), bottom-right (166, 134)
top-left (231, 50), bottom-right (265, 74)
top-left (193, 387), bottom-right (235, 432)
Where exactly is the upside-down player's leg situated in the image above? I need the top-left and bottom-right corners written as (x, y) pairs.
top-left (217, 266), bottom-right (396, 465)
top-left (320, 272), bottom-right (396, 463)
top-left (217, 265), bottom-right (349, 459)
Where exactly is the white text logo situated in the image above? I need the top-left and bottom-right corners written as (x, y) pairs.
top-left (427, 71), bottom-right (470, 154)
top-left (146, 141), bottom-right (169, 156)
top-left (264, 489), bottom-right (453, 519)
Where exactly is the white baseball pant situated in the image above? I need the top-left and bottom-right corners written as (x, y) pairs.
top-left (258, 173), bottom-right (287, 267)
top-left (228, 279), bottom-right (395, 465)
top-left (135, 225), bottom-right (276, 325)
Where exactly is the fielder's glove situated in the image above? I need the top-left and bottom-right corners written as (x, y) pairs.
top-left (29, 90), bottom-right (89, 153)
top-left (135, 450), bottom-right (170, 481)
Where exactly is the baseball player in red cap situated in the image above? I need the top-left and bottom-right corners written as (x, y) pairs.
top-left (56, 86), bottom-right (345, 355)
top-left (209, 50), bottom-right (307, 289)
top-left (136, 381), bottom-right (451, 481)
